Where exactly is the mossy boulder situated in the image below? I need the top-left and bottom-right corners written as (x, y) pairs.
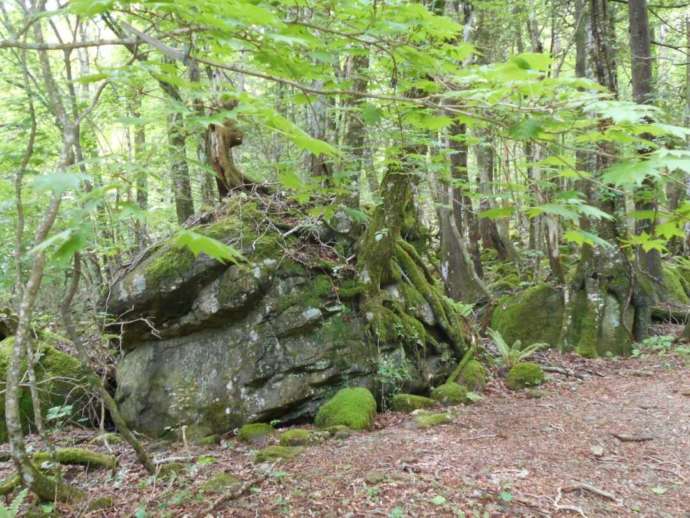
top-left (414, 411), bottom-right (452, 429)
top-left (456, 360), bottom-right (487, 391)
top-left (0, 338), bottom-right (92, 442)
top-left (390, 393), bottom-right (436, 412)
top-left (491, 284), bottom-right (563, 348)
top-left (430, 383), bottom-right (468, 406)
top-left (505, 362), bottom-right (545, 390)
top-left (237, 423), bottom-right (273, 444)
top-left (110, 196), bottom-right (466, 437)
top-left (662, 264), bottom-right (690, 305)
top-left (315, 387), bottom-right (376, 430)
top-left (254, 445), bottom-right (302, 463)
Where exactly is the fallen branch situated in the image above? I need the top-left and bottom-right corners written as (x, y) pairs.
top-left (563, 482), bottom-right (620, 504)
top-left (554, 487), bottom-right (588, 517)
top-left (0, 475), bottom-right (20, 496)
top-left (203, 474), bottom-right (267, 515)
top-left (32, 448), bottom-right (117, 470)
top-left (542, 365), bottom-right (585, 380)
top-left (611, 433), bottom-right (654, 442)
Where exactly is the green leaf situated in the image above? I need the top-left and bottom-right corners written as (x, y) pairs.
top-left (478, 207), bottom-right (514, 220)
top-left (430, 495), bottom-right (447, 506)
top-left (509, 118), bottom-right (542, 140)
top-left (656, 222), bottom-right (685, 240)
top-left (174, 230), bottom-right (245, 264)
top-left (563, 230), bottom-right (612, 249)
top-left (361, 103), bottom-right (383, 125)
top-left (33, 172), bottom-right (88, 193)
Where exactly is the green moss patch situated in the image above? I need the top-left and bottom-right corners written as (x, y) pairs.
top-left (506, 362), bottom-right (545, 390)
top-left (254, 445), bottom-right (302, 463)
top-left (87, 496), bottom-right (115, 511)
top-left (456, 360), bottom-right (487, 391)
top-left (200, 472), bottom-right (241, 493)
top-left (431, 383), bottom-right (468, 406)
top-left (33, 448), bottom-right (117, 470)
top-left (414, 412), bottom-right (452, 429)
top-left (390, 393), bottom-right (436, 412)
top-left (237, 422), bottom-right (273, 444)
top-left (662, 264), bottom-right (689, 305)
top-left (279, 429), bottom-right (314, 446)
top-left (315, 387), bottom-right (376, 430)
top-left (0, 338), bottom-right (92, 442)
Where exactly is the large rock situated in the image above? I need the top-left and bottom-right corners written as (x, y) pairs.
top-left (491, 284), bottom-right (564, 347)
top-left (108, 198), bottom-right (458, 437)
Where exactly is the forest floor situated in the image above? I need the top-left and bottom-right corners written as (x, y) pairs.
top-left (2, 346), bottom-right (689, 517)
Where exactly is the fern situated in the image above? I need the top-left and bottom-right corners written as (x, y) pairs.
top-left (0, 488), bottom-right (28, 518)
top-left (487, 328), bottom-right (548, 369)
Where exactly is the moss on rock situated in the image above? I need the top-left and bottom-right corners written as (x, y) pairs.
top-left (431, 383), bottom-right (468, 406)
top-left (662, 264), bottom-right (689, 305)
top-left (237, 423), bottom-right (273, 444)
top-left (279, 429), bottom-right (313, 446)
top-left (390, 393), bottom-right (436, 412)
top-left (456, 360), bottom-right (487, 391)
top-left (315, 387), bottom-right (376, 430)
top-left (491, 284), bottom-right (563, 348)
top-left (254, 445), bottom-right (302, 463)
top-left (505, 362), bottom-right (545, 390)
top-left (87, 496), bottom-right (114, 511)
top-left (0, 338), bottom-right (92, 442)
top-left (200, 472), bottom-right (240, 493)
top-left (414, 411), bottom-right (452, 429)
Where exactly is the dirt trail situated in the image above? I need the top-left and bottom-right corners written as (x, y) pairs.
top-left (1, 353), bottom-right (688, 517)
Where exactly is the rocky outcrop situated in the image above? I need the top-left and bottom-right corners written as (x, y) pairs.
top-left (107, 196), bottom-right (459, 438)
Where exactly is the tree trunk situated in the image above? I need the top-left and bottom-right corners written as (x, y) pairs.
top-left (628, 0), bottom-right (664, 289)
top-left (342, 54), bottom-right (370, 207)
top-left (433, 173), bottom-right (490, 304)
top-left (476, 136), bottom-right (515, 261)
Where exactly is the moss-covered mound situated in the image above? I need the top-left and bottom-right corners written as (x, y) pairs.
top-left (390, 393), bottom-right (436, 412)
top-left (279, 429), bottom-right (315, 446)
top-left (254, 445), bottom-right (302, 463)
top-left (456, 360), bottom-right (487, 391)
top-left (491, 284), bottom-right (563, 348)
top-left (414, 411), bottom-right (452, 429)
top-left (505, 362), bottom-right (545, 390)
top-left (315, 387), bottom-right (376, 430)
top-left (237, 423), bottom-right (273, 444)
top-left (0, 338), bottom-right (92, 442)
top-left (431, 383), bottom-right (468, 406)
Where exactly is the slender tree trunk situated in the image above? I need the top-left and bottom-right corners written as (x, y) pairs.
top-left (342, 54), bottom-right (369, 207)
top-left (628, 0), bottom-right (664, 288)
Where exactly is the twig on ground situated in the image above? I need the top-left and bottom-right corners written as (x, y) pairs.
top-left (203, 474), bottom-right (267, 515)
top-left (563, 482), bottom-right (620, 504)
top-left (554, 486), bottom-right (588, 517)
top-left (611, 432), bottom-right (654, 442)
